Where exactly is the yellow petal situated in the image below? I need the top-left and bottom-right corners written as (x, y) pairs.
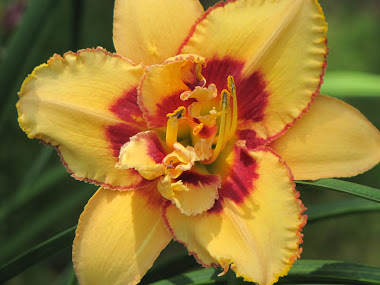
top-left (113, 0), bottom-right (204, 65)
top-left (269, 95), bottom-right (380, 180)
top-left (180, 0), bottom-right (327, 142)
top-left (73, 186), bottom-right (171, 285)
top-left (17, 48), bottom-right (148, 190)
top-left (159, 169), bottom-right (221, 216)
top-left (163, 147), bottom-right (306, 285)
top-left (138, 54), bottom-right (206, 129)
top-left (117, 131), bottom-right (167, 180)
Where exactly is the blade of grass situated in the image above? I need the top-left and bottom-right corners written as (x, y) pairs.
top-left (321, 71), bottom-right (380, 97)
top-left (149, 260), bottom-right (380, 285)
top-left (0, 185), bottom-right (92, 263)
top-left (66, 268), bottom-right (78, 285)
top-left (0, 165), bottom-right (68, 220)
top-left (297, 179), bottom-right (380, 203)
top-left (16, 147), bottom-right (54, 195)
top-left (0, 0), bottom-right (69, 133)
top-left (279, 259), bottom-right (380, 284)
top-left (307, 198), bottom-right (380, 223)
top-left (0, 146), bottom-right (55, 220)
top-left (0, 0), bottom-right (61, 101)
top-left (0, 226), bottom-right (76, 284)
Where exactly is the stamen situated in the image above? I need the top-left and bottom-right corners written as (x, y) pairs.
top-left (227, 76), bottom-right (238, 140)
top-left (166, 106), bottom-right (186, 149)
top-left (223, 109), bottom-right (232, 149)
top-left (223, 98), bottom-right (232, 149)
top-left (202, 76), bottom-right (237, 164)
top-left (204, 90), bottom-right (230, 164)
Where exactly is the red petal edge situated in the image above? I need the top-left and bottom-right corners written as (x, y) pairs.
top-left (266, 38), bottom-right (328, 144)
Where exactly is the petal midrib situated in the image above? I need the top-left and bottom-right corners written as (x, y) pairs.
top-left (124, 217), bottom-right (164, 277)
top-left (33, 98), bottom-right (144, 129)
top-left (222, 199), bottom-right (267, 280)
top-left (242, 0), bottom-right (303, 77)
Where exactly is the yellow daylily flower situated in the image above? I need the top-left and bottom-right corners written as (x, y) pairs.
top-left (16, 0), bottom-right (380, 284)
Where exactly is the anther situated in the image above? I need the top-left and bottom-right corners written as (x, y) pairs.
top-left (220, 89), bottom-right (230, 107)
top-left (167, 106), bottom-right (186, 119)
top-left (227, 75), bottom-right (236, 94)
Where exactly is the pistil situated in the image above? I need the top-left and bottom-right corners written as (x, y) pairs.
top-left (166, 106), bottom-right (185, 149)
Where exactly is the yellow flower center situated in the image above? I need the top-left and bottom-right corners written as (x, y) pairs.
top-left (165, 75), bottom-right (238, 169)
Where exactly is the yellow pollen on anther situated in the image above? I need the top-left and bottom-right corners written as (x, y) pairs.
top-left (166, 106), bottom-right (186, 118)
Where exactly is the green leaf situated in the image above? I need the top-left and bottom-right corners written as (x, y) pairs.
top-left (66, 268), bottom-right (78, 285)
top-left (0, 226), bottom-right (76, 284)
top-left (0, 185), bottom-right (92, 263)
top-left (307, 198), bottom-right (380, 223)
top-left (0, 165), bottom-right (67, 220)
top-left (280, 260), bottom-right (380, 284)
top-left (321, 71), bottom-right (380, 97)
top-left (0, 148), bottom-right (68, 221)
top-left (0, 0), bottom-right (61, 93)
top-left (296, 179), bottom-right (380, 203)
top-left (0, 0), bottom-right (72, 133)
top-left (0, 0), bottom-right (61, 103)
top-left (149, 260), bottom-right (380, 285)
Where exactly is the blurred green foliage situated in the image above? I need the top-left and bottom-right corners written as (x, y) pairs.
top-left (0, 0), bottom-right (379, 284)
